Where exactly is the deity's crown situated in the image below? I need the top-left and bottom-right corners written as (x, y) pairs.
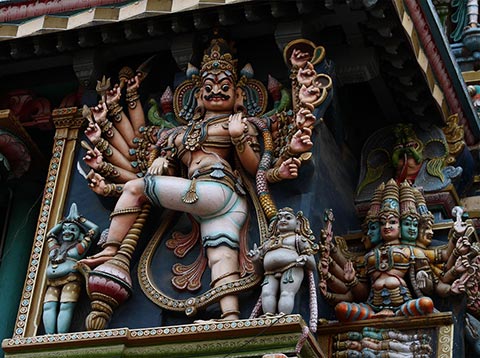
top-left (413, 186), bottom-right (434, 221)
top-left (365, 182), bottom-right (385, 222)
top-left (379, 179), bottom-right (399, 217)
top-left (200, 38), bottom-right (238, 82)
top-left (399, 181), bottom-right (419, 219)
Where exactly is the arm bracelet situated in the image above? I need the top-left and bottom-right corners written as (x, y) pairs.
top-left (95, 138), bottom-right (113, 157)
top-left (97, 162), bottom-right (120, 179)
top-left (266, 167), bottom-right (282, 183)
top-left (344, 277), bottom-right (359, 288)
top-left (126, 89), bottom-right (140, 109)
top-left (99, 120), bottom-right (114, 138)
top-left (108, 102), bottom-right (123, 122)
top-left (231, 133), bottom-right (248, 153)
top-left (103, 183), bottom-right (123, 197)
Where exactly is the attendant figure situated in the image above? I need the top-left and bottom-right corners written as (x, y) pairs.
top-left (43, 203), bottom-right (99, 333)
top-left (248, 207), bottom-right (317, 315)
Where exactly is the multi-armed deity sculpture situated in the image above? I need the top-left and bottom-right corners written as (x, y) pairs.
top-left (36, 31), bottom-right (480, 356)
top-left (67, 36), bottom-right (333, 330)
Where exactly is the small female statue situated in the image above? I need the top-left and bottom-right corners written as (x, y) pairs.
top-left (249, 207), bottom-right (317, 315)
top-left (42, 203), bottom-right (99, 333)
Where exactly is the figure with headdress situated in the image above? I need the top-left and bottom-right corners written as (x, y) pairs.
top-left (248, 207), bottom-right (318, 315)
top-left (325, 179), bottom-right (436, 321)
top-left (42, 203), bottom-right (100, 333)
top-left (79, 38), bottom-right (304, 321)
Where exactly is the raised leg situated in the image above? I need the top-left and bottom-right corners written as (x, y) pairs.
top-left (81, 178), bottom-right (146, 267)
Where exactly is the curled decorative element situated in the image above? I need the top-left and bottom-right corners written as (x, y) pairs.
top-left (138, 210), bottom-right (261, 315)
top-left (437, 324), bottom-right (453, 357)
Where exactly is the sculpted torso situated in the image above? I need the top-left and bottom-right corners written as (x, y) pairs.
top-left (366, 245), bottom-right (410, 290)
top-left (173, 115), bottom-right (235, 177)
top-left (262, 234), bottom-right (302, 273)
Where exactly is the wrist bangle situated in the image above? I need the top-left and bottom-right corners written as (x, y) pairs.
top-left (345, 277), bottom-right (359, 288)
top-left (231, 133), bottom-right (247, 153)
top-left (103, 183), bottom-right (123, 197)
top-left (95, 138), bottom-right (113, 157)
top-left (99, 120), bottom-right (114, 138)
top-left (266, 167), bottom-right (282, 183)
top-left (126, 89), bottom-right (140, 109)
top-left (282, 145), bottom-right (296, 159)
top-left (98, 162), bottom-right (120, 179)
top-left (108, 102), bottom-right (123, 122)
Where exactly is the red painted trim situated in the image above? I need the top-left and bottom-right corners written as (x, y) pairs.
top-left (403, 0), bottom-right (474, 145)
top-left (0, 0), bottom-right (127, 22)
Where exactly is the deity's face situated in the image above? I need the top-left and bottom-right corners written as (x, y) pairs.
top-left (277, 210), bottom-right (297, 233)
top-left (401, 215), bottom-right (419, 243)
top-left (380, 214), bottom-right (400, 243)
top-left (62, 222), bottom-right (80, 242)
top-left (201, 72), bottom-right (236, 112)
top-left (367, 220), bottom-right (381, 246)
top-left (417, 218), bottom-right (434, 248)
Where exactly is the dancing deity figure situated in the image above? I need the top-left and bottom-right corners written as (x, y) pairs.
top-left (43, 203), bottom-right (99, 333)
top-left (81, 38), bottom-right (302, 320)
top-left (248, 207), bottom-right (317, 315)
top-left (327, 179), bottom-right (435, 321)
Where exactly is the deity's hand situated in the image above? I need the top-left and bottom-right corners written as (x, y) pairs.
top-left (147, 157), bottom-right (169, 176)
top-left (247, 243), bottom-right (262, 262)
top-left (456, 237), bottom-right (472, 256)
top-left (299, 84), bottom-right (321, 105)
top-left (106, 83), bottom-right (122, 106)
top-left (83, 147), bottom-right (104, 171)
top-left (91, 102), bottom-right (108, 126)
top-left (289, 127), bottom-right (313, 154)
top-left (228, 112), bottom-right (247, 138)
top-left (278, 157), bottom-right (301, 180)
top-left (290, 48), bottom-right (312, 68)
top-left (296, 255), bottom-right (308, 267)
top-left (85, 120), bottom-right (102, 145)
top-left (344, 261), bottom-right (356, 283)
top-left (49, 248), bottom-right (59, 261)
top-left (127, 74), bottom-right (141, 91)
top-left (451, 277), bottom-right (466, 294)
top-left (454, 256), bottom-right (470, 274)
top-left (86, 170), bottom-right (107, 196)
top-left (297, 62), bottom-right (316, 86)
top-left (319, 256), bottom-right (329, 274)
top-left (416, 270), bottom-right (429, 289)
top-left (295, 108), bottom-right (316, 129)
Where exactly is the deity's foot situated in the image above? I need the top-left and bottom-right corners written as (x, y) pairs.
top-left (79, 246), bottom-right (118, 268)
top-left (372, 309), bottom-right (395, 319)
top-left (193, 318), bottom-right (220, 324)
top-left (193, 315), bottom-right (239, 324)
top-left (259, 312), bottom-right (286, 319)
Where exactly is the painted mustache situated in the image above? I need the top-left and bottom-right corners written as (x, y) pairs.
top-left (204, 93), bottom-right (231, 101)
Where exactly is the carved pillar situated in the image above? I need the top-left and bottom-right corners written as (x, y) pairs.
top-left (12, 107), bottom-right (83, 338)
